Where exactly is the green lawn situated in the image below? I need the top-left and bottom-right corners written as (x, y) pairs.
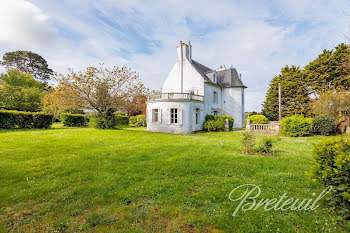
top-left (0, 124), bottom-right (349, 232)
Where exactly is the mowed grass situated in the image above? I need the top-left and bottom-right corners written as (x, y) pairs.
top-left (0, 124), bottom-right (349, 232)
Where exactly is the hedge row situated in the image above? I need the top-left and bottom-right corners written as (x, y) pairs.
top-left (0, 110), bottom-right (53, 129)
top-left (203, 114), bottom-right (234, 131)
top-left (60, 113), bottom-right (88, 127)
top-left (308, 138), bottom-right (350, 217)
top-left (129, 115), bottom-right (146, 127)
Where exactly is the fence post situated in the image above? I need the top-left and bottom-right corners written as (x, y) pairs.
top-left (246, 119), bottom-right (251, 132)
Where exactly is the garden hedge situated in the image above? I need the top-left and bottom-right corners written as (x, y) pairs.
top-left (203, 114), bottom-right (234, 131)
top-left (308, 138), bottom-right (350, 217)
top-left (244, 114), bottom-right (269, 126)
top-left (129, 115), bottom-right (146, 127)
top-left (312, 117), bottom-right (336, 136)
top-left (115, 112), bottom-right (129, 125)
top-left (0, 110), bottom-right (53, 129)
top-left (280, 115), bottom-right (313, 137)
top-left (60, 113), bottom-right (87, 127)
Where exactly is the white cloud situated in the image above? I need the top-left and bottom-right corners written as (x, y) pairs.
top-left (0, 0), bottom-right (57, 48)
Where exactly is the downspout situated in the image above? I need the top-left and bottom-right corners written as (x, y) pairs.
top-left (180, 41), bottom-right (183, 93)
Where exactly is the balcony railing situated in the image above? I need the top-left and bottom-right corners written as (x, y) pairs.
top-left (148, 92), bottom-right (204, 101)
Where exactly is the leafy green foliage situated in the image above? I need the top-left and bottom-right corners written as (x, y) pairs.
top-left (311, 90), bottom-right (350, 133)
top-left (203, 114), bottom-right (230, 131)
top-left (219, 115), bottom-right (234, 130)
top-left (60, 113), bottom-right (87, 127)
top-left (241, 132), bottom-right (255, 154)
top-left (129, 115), bottom-right (146, 127)
top-left (1, 51), bottom-right (53, 82)
top-left (205, 115), bottom-right (217, 121)
top-left (89, 110), bottom-right (117, 129)
top-left (262, 66), bottom-right (311, 120)
top-left (263, 44), bottom-right (350, 121)
top-left (0, 110), bottom-right (53, 129)
top-left (244, 114), bottom-right (269, 126)
top-left (115, 112), bottom-right (129, 125)
top-left (280, 115), bottom-right (313, 137)
top-left (304, 43), bottom-right (350, 94)
top-left (203, 120), bottom-right (225, 131)
top-left (312, 117), bottom-right (336, 136)
top-left (308, 138), bottom-right (350, 218)
top-left (255, 137), bottom-right (274, 154)
top-left (0, 69), bottom-right (45, 112)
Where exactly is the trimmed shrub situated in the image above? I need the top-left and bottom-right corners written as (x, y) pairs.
top-left (219, 115), bottom-right (234, 130)
top-left (60, 113), bottom-right (87, 127)
top-left (307, 138), bottom-right (350, 217)
top-left (129, 115), bottom-right (146, 127)
top-left (280, 115), bottom-right (313, 137)
top-left (115, 114), bottom-right (129, 125)
top-left (244, 114), bottom-right (269, 126)
top-left (129, 116), bottom-right (137, 125)
top-left (312, 117), bottom-right (336, 136)
top-left (203, 119), bottom-right (225, 131)
top-left (205, 115), bottom-right (217, 121)
top-left (32, 113), bottom-right (55, 128)
top-left (89, 110), bottom-right (117, 129)
top-left (136, 115), bottom-right (146, 127)
top-left (0, 110), bottom-right (53, 129)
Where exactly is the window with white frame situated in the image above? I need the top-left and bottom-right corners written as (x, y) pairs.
top-left (195, 108), bottom-right (200, 124)
top-left (213, 91), bottom-right (218, 104)
top-left (152, 109), bottom-right (159, 122)
top-left (170, 108), bottom-right (178, 124)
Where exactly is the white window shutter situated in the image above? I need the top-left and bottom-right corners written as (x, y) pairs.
top-left (158, 109), bottom-right (162, 123)
top-left (179, 109), bottom-right (183, 125)
top-left (149, 109), bottom-right (153, 123)
top-left (167, 109), bottom-right (171, 124)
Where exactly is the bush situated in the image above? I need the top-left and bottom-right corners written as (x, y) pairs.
top-left (244, 115), bottom-right (269, 126)
top-left (307, 138), bottom-right (350, 217)
top-left (205, 115), bottom-right (217, 121)
top-left (89, 110), bottom-right (116, 129)
top-left (203, 118), bottom-right (226, 132)
top-left (219, 115), bottom-right (234, 130)
top-left (255, 137), bottom-right (274, 154)
top-left (32, 113), bottom-right (55, 128)
top-left (115, 114), bottom-right (129, 125)
top-left (0, 110), bottom-right (53, 129)
top-left (280, 115), bottom-right (313, 137)
top-left (312, 117), bottom-right (336, 135)
top-left (242, 132), bottom-right (255, 154)
top-left (60, 113), bottom-right (87, 127)
top-left (129, 116), bottom-right (137, 125)
top-left (129, 114), bottom-right (146, 127)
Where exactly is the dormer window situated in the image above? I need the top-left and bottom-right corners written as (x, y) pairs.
top-left (213, 72), bottom-right (217, 83)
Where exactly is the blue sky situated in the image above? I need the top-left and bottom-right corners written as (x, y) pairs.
top-left (0, 0), bottom-right (349, 111)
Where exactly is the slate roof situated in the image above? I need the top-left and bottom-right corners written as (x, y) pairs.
top-left (191, 60), bottom-right (246, 88)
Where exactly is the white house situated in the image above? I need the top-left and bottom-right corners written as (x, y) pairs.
top-left (147, 41), bottom-right (246, 134)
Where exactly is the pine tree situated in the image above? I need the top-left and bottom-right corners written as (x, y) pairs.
top-left (304, 43), bottom-right (350, 96)
top-left (262, 66), bottom-right (311, 121)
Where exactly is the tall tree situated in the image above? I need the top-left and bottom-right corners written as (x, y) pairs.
top-left (125, 93), bottom-right (147, 116)
top-left (54, 65), bottom-right (147, 118)
top-left (0, 69), bottom-right (45, 112)
top-left (304, 43), bottom-right (350, 96)
top-left (1, 51), bottom-right (53, 83)
top-left (311, 90), bottom-right (350, 133)
top-left (262, 66), bottom-right (311, 120)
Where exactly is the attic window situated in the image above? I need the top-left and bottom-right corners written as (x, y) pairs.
top-left (213, 73), bottom-right (217, 83)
